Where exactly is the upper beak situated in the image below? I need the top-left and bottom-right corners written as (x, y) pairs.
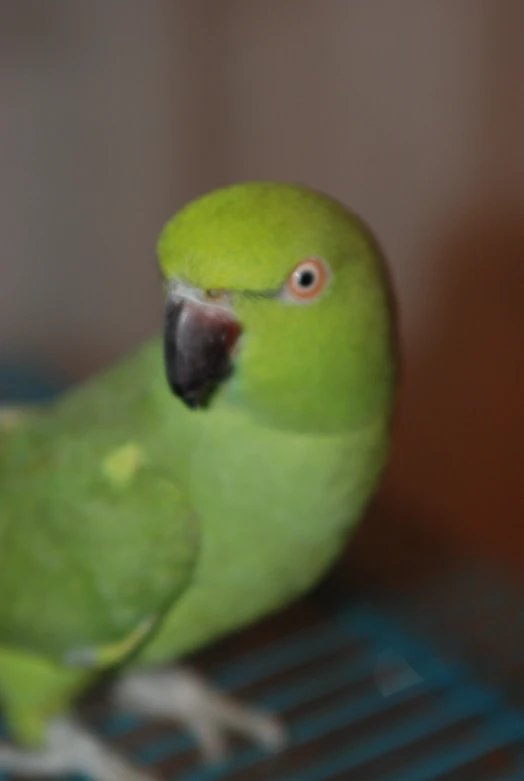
top-left (164, 289), bottom-right (241, 409)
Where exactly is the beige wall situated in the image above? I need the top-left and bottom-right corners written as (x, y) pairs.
top-left (2, 1), bottom-right (523, 570)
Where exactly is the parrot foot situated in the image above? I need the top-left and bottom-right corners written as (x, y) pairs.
top-left (113, 666), bottom-right (287, 764)
top-left (0, 717), bottom-right (157, 781)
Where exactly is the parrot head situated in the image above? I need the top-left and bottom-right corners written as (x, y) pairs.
top-left (157, 182), bottom-right (397, 434)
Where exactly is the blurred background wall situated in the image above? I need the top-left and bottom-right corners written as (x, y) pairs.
top-left (1, 1), bottom-right (523, 573)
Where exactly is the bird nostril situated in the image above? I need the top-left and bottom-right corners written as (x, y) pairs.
top-left (204, 289), bottom-right (229, 305)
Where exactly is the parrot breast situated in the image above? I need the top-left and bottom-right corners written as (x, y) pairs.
top-left (135, 403), bottom-right (389, 664)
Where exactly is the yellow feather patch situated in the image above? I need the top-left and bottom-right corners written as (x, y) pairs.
top-left (102, 442), bottom-right (144, 486)
top-left (63, 617), bottom-right (156, 669)
top-left (96, 617), bottom-right (155, 665)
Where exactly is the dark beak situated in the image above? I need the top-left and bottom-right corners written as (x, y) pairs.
top-left (164, 296), bottom-right (241, 409)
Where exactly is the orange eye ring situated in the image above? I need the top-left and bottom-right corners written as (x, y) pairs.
top-left (284, 257), bottom-right (330, 302)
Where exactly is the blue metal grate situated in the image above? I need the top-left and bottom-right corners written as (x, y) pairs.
top-left (2, 599), bottom-right (522, 780)
top-left (111, 604), bottom-right (524, 781)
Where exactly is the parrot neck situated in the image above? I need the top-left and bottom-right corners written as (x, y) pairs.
top-left (221, 363), bottom-right (397, 436)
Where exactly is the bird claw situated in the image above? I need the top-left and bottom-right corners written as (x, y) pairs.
top-left (0, 717), bottom-right (157, 781)
top-left (113, 666), bottom-right (287, 764)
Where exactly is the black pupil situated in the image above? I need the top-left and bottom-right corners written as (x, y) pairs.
top-left (298, 269), bottom-right (316, 288)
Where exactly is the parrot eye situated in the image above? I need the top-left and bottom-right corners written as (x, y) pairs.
top-left (283, 257), bottom-right (330, 303)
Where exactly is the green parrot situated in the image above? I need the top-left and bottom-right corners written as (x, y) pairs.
top-left (0, 181), bottom-right (397, 779)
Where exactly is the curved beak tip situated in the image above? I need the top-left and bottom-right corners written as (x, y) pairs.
top-left (164, 297), bottom-right (241, 409)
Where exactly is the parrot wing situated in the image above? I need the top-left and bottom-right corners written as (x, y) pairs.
top-left (0, 345), bottom-right (199, 668)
